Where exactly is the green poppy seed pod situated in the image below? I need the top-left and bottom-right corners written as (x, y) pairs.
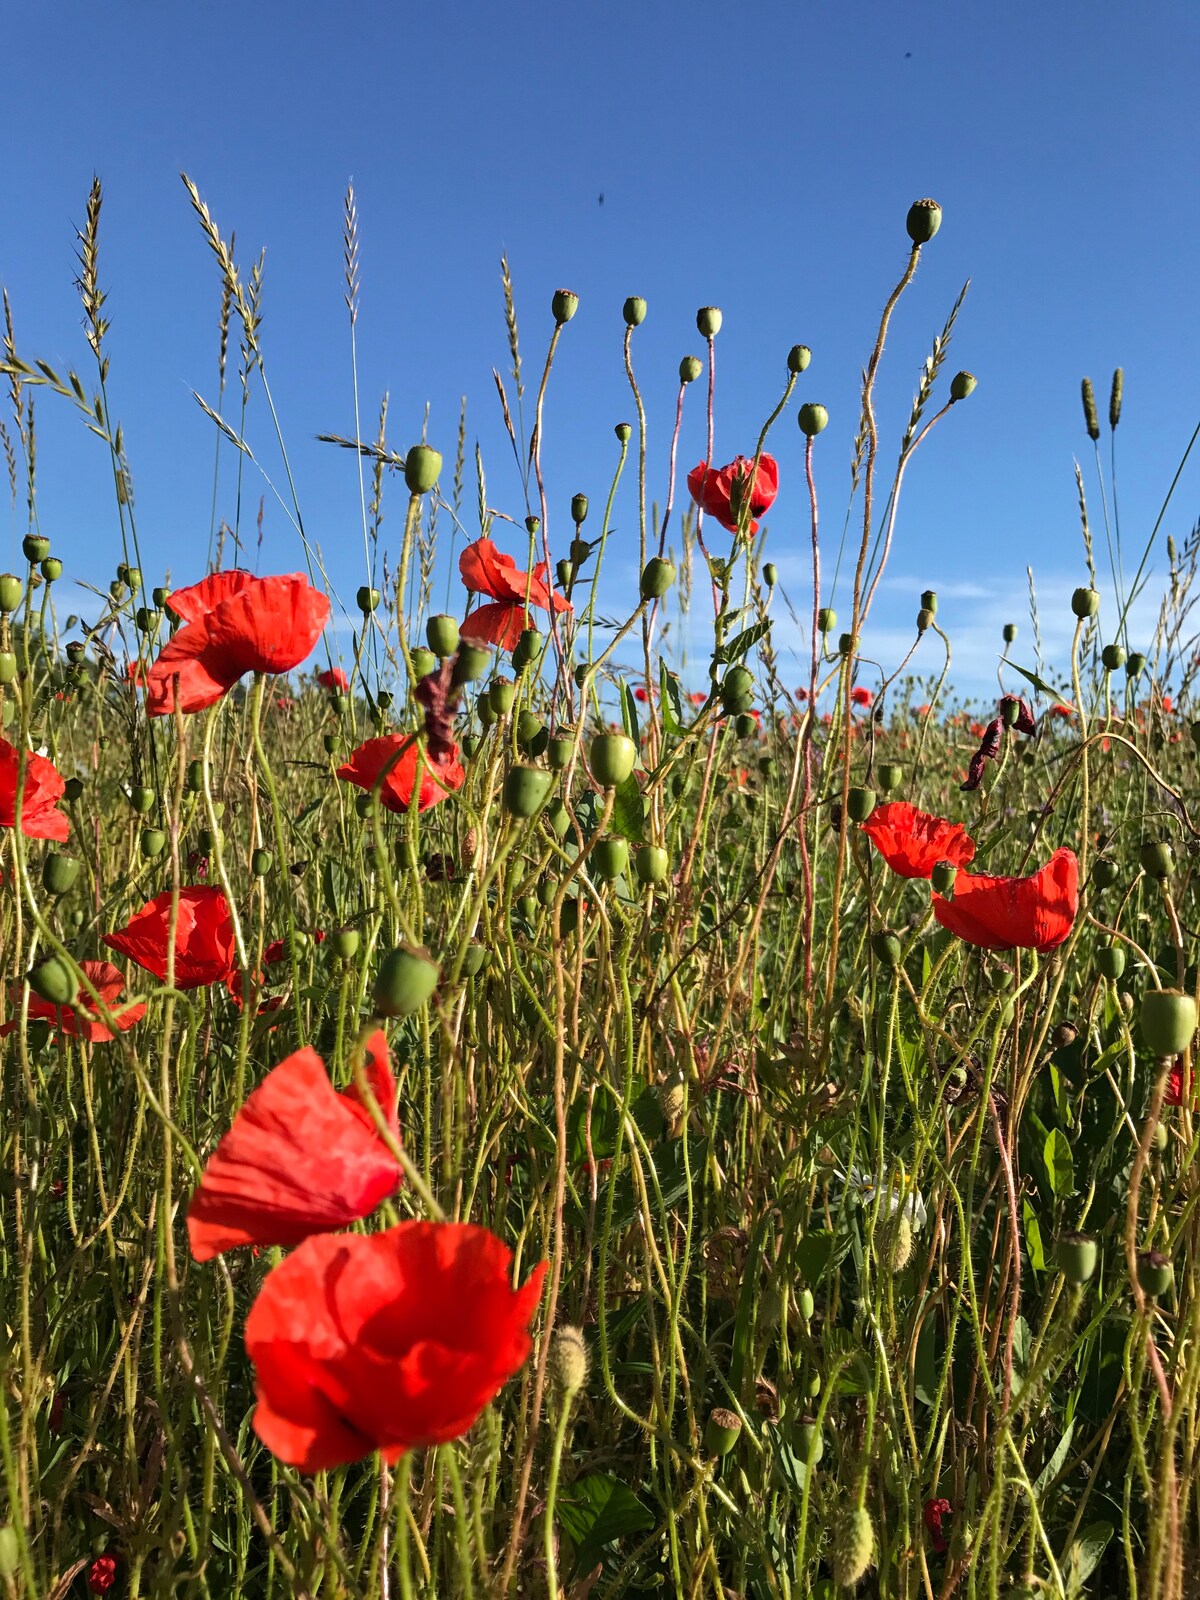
top-left (847, 786), bottom-right (876, 823)
top-left (704, 1407), bottom-right (742, 1457)
top-left (0, 652), bottom-right (17, 685)
top-left (403, 444), bottom-right (442, 495)
top-left (571, 493), bottom-right (589, 526)
top-left (722, 665), bottom-right (754, 703)
top-left (374, 944), bottom-right (440, 1017)
top-left (556, 558), bottom-right (572, 589)
top-left (615, 421), bottom-right (632, 443)
top-left (916, 592), bottom-right (936, 616)
top-left (488, 677), bottom-right (516, 716)
top-left (28, 955), bottom-right (77, 1008)
top-left (128, 785), bottom-right (154, 815)
top-left (513, 628), bottom-right (544, 671)
top-left (787, 343), bottom-right (812, 374)
top-left (545, 798), bottom-right (571, 839)
top-left (1191, 719), bottom-right (1200, 749)
top-left (517, 710), bottom-right (544, 751)
top-left (1137, 1250), bottom-right (1173, 1299)
top-left (525, 516), bottom-right (541, 538)
top-left (550, 1326), bottom-right (589, 1395)
top-left (931, 860), bottom-right (957, 897)
top-left (1081, 377), bottom-right (1100, 442)
top-left (410, 647), bottom-right (438, 680)
top-left (356, 585), bottom-right (381, 615)
top-left (906, 197), bottom-right (942, 245)
top-left (696, 306), bottom-right (722, 338)
top-left (40, 556), bottom-right (62, 582)
top-left (593, 838), bottom-right (629, 881)
top-left (622, 295), bottom-right (647, 327)
top-left (460, 942), bottom-right (488, 978)
top-left (251, 847), bottom-right (273, 876)
top-left (1003, 622), bottom-right (1018, 644)
top-left (573, 663), bottom-right (591, 689)
top-left (135, 606), bottom-right (155, 633)
top-left (1110, 367), bottom-right (1124, 430)
top-left (877, 762), bottom-right (902, 793)
top-left (1140, 989), bottom-right (1196, 1056)
top-left (503, 764), bottom-right (554, 818)
top-left (872, 930), bottom-right (902, 969)
top-left (551, 287), bottom-right (579, 324)
top-left (1095, 943), bottom-right (1125, 981)
top-left (950, 371), bottom-right (977, 402)
top-left (186, 758), bottom-right (205, 793)
top-left (568, 541), bottom-right (590, 571)
top-left (64, 777), bottom-right (85, 803)
top-left (1139, 839), bottom-right (1175, 880)
top-left (1126, 652), bottom-right (1147, 678)
top-left (636, 845), bottom-right (669, 885)
top-left (640, 556), bottom-right (676, 600)
top-left (452, 643), bottom-right (491, 685)
top-left (125, 566), bottom-right (142, 594)
top-left (794, 1416), bottom-right (824, 1465)
top-left (838, 631), bottom-right (856, 658)
top-left (330, 927), bottom-right (359, 960)
top-left (589, 732), bottom-right (636, 788)
top-left (355, 792), bottom-right (375, 817)
top-left (817, 607), bottom-right (837, 634)
top-left (916, 607), bottom-right (935, 634)
top-left (42, 852), bottom-right (80, 897)
top-left (1071, 586), bottom-right (1100, 619)
top-left (763, 562), bottom-right (777, 588)
top-left (1102, 642), bottom-right (1126, 672)
top-left (425, 613), bottom-right (459, 658)
top-left (733, 711), bottom-right (756, 739)
top-left (1001, 697), bottom-right (1022, 729)
top-left (536, 876), bottom-right (557, 908)
top-left (1091, 858), bottom-right (1120, 888)
top-left (377, 690), bottom-right (394, 710)
top-left (461, 734), bottom-right (480, 758)
top-left (1055, 1232), bottom-right (1099, 1285)
top-left (831, 1504), bottom-right (877, 1589)
top-left (679, 354), bottom-right (703, 384)
top-left (0, 573), bottom-right (22, 613)
top-left (152, 586), bottom-right (170, 608)
top-left (798, 401), bottom-right (829, 437)
top-left (547, 735), bottom-right (574, 771)
top-left (22, 534), bottom-right (50, 563)
top-left (475, 694), bottom-right (497, 728)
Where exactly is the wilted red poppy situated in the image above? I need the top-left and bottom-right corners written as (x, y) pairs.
top-left (318, 666), bottom-right (349, 692)
top-left (337, 735), bottom-right (464, 813)
top-left (0, 739), bottom-right (70, 842)
top-left (923, 1498), bottom-right (952, 1556)
top-left (1, 959), bottom-right (145, 1042)
top-left (104, 886), bottom-right (237, 989)
top-left (187, 1031), bottom-right (401, 1261)
top-left (86, 1555), bottom-right (119, 1594)
top-left (860, 802), bottom-right (977, 879)
top-left (459, 538), bottom-right (569, 650)
top-left (852, 686), bottom-right (873, 708)
top-left (687, 454), bottom-right (779, 535)
top-left (146, 571), bottom-right (330, 715)
top-left (245, 1222), bottom-right (547, 1470)
top-left (933, 847), bottom-right (1079, 953)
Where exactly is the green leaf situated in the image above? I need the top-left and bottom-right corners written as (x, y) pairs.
top-left (557, 1472), bottom-right (654, 1580)
top-left (1002, 658), bottom-right (1070, 701)
top-left (1023, 1198), bottom-right (1046, 1273)
top-left (619, 679), bottom-right (641, 747)
top-left (659, 658), bottom-right (684, 735)
top-left (1032, 1420), bottom-right (1074, 1496)
top-left (610, 772), bottom-right (645, 843)
top-left (716, 620), bottom-right (769, 666)
top-left (795, 1230), bottom-right (836, 1284)
top-left (1043, 1127), bottom-right (1075, 1199)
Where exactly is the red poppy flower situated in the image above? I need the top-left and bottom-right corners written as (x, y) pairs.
top-left (633, 685), bottom-right (650, 703)
top-left (795, 687), bottom-right (809, 701)
top-left (103, 886), bottom-right (237, 989)
top-left (688, 691), bottom-right (707, 706)
top-left (852, 686), bottom-right (873, 708)
top-left (458, 538), bottom-right (569, 651)
top-left (1, 960), bottom-right (145, 1042)
top-left (86, 1555), bottom-right (119, 1594)
top-left (337, 735), bottom-right (464, 813)
top-left (245, 1222), bottom-right (547, 1471)
top-left (933, 847), bottom-right (1079, 953)
top-left (687, 454), bottom-right (779, 535)
top-left (1162, 695), bottom-right (1174, 714)
top-left (1049, 703), bottom-right (1075, 719)
top-left (915, 704), bottom-right (932, 718)
top-left (923, 1498), bottom-right (952, 1556)
top-left (146, 572), bottom-right (330, 715)
top-left (0, 739), bottom-right (70, 842)
top-left (318, 666), bottom-right (349, 692)
top-left (187, 1031), bottom-right (402, 1261)
top-left (860, 802), bottom-right (977, 879)
top-left (1166, 1061), bottom-right (1196, 1108)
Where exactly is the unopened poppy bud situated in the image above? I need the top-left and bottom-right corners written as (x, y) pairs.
top-left (551, 1326), bottom-right (589, 1394)
top-left (571, 493), bottom-right (588, 525)
top-left (1139, 839), bottom-right (1175, 880)
top-left (640, 557), bottom-right (676, 599)
top-left (41, 557), bottom-right (62, 582)
top-left (788, 343), bottom-right (812, 374)
top-left (1110, 367), bottom-right (1124, 429)
top-left (357, 585), bottom-right (381, 615)
top-left (950, 371), bottom-right (976, 401)
top-left (877, 762), bottom-right (902, 793)
top-left (917, 607), bottom-right (935, 633)
top-left (1126, 652), bottom-right (1146, 678)
top-left (798, 402), bottom-right (829, 437)
top-left (1056, 1231), bottom-right (1099, 1284)
top-left (1102, 642), bottom-right (1125, 672)
top-left (410, 647), bottom-right (438, 680)
top-left (847, 786), bottom-right (876, 822)
top-left (42, 852), bottom-right (79, 897)
top-left (517, 710), bottom-right (546, 754)
top-left (704, 1406), bottom-right (742, 1457)
top-left (573, 663), bottom-right (590, 688)
top-left (931, 860), bottom-right (957, 897)
top-left (373, 944), bottom-right (439, 1017)
top-left (1071, 586), bottom-right (1099, 620)
top-left (1137, 1249), bottom-right (1173, 1299)
top-left (818, 607), bottom-right (837, 634)
top-left (763, 562), bottom-right (777, 588)
top-left (872, 930), bottom-right (902, 968)
top-left (403, 444), bottom-right (442, 495)
top-left (1140, 988), bottom-right (1196, 1056)
top-left (622, 296), bottom-right (647, 327)
top-left (22, 535), bottom-right (50, 563)
top-left (452, 643), bottom-right (491, 684)
top-left (1003, 622), bottom-right (1018, 644)
top-left (0, 574), bottom-right (22, 613)
top-left (832, 1504), bottom-right (877, 1588)
top-left (1081, 377), bottom-right (1100, 442)
top-left (460, 941), bottom-right (488, 977)
top-left (696, 306), bottom-right (722, 338)
top-left (1095, 943), bottom-right (1125, 984)
top-left (426, 614), bottom-right (459, 657)
top-left (0, 652), bottom-right (16, 685)
top-left (551, 288), bottom-right (578, 324)
top-left (128, 784), bottom-right (154, 814)
top-left (721, 665), bottom-right (754, 706)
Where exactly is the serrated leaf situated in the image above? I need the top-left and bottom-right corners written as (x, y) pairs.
top-left (1043, 1127), bottom-right (1075, 1199)
top-left (610, 772), bottom-right (645, 842)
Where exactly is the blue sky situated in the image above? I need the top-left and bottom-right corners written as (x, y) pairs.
top-left (1, 2), bottom-right (1197, 699)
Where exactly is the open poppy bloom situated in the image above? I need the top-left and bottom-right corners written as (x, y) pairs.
top-left (187, 1031), bottom-right (402, 1261)
top-left (687, 453), bottom-right (778, 535)
top-left (0, 739), bottom-right (71, 842)
top-left (851, 686), bottom-right (872, 708)
top-left (933, 847), bottom-right (1079, 953)
top-left (245, 1222), bottom-right (547, 1470)
top-left (459, 538), bottom-right (569, 651)
top-left (317, 666), bottom-right (349, 692)
top-left (1, 960), bottom-right (145, 1042)
top-left (860, 802), bottom-right (976, 879)
top-left (146, 571), bottom-right (330, 715)
top-left (104, 886), bottom-right (237, 989)
top-left (337, 734), bottom-right (464, 813)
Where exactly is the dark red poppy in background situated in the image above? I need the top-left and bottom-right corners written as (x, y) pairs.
top-left (337, 735), bottom-right (464, 813)
top-left (0, 738), bottom-right (71, 842)
top-left (146, 571), bottom-right (330, 715)
top-left (933, 847), bottom-right (1079, 953)
top-left (459, 538), bottom-right (569, 650)
top-left (923, 1498), bottom-right (952, 1556)
top-left (687, 454), bottom-right (778, 534)
top-left (188, 1030), bottom-right (401, 1261)
top-left (861, 802), bottom-right (977, 879)
top-left (318, 666), bottom-right (349, 692)
top-left (104, 886), bottom-right (237, 989)
top-left (1, 960), bottom-right (145, 1042)
top-left (86, 1555), bottom-right (119, 1594)
top-left (245, 1222), bottom-right (547, 1470)
top-left (851, 686), bottom-right (873, 708)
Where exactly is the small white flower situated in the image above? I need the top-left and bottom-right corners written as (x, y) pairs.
top-left (844, 1165), bottom-right (927, 1230)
